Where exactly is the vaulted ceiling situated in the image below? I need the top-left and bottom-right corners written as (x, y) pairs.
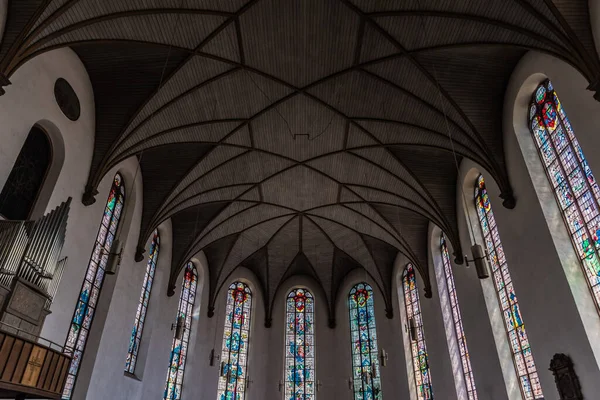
top-left (1, 0), bottom-right (599, 326)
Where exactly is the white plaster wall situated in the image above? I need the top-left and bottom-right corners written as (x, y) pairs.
top-left (457, 153), bottom-right (600, 399)
top-left (83, 217), bottom-right (184, 400)
top-left (139, 241), bottom-right (201, 399)
top-left (394, 251), bottom-right (458, 400)
top-left (0, 48), bottom-right (96, 342)
top-left (495, 50), bottom-right (600, 398)
top-left (452, 172), bottom-right (510, 400)
top-left (69, 156), bottom-right (145, 400)
top-left (505, 51), bottom-right (600, 366)
top-left (263, 275), bottom-right (332, 399)
top-left (175, 266), bottom-right (413, 400)
top-left (337, 268), bottom-right (411, 400)
top-left (429, 222), bottom-right (469, 400)
top-left (181, 266), bottom-right (266, 400)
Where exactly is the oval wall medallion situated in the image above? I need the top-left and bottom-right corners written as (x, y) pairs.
top-left (54, 78), bottom-right (80, 121)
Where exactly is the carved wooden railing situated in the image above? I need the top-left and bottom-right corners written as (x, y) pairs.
top-left (0, 323), bottom-right (70, 399)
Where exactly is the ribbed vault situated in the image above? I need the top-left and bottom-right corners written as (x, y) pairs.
top-left (1, 0), bottom-right (599, 326)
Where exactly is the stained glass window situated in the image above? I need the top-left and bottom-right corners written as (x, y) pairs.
top-left (164, 262), bottom-right (198, 400)
top-left (63, 173), bottom-right (125, 400)
top-left (217, 282), bottom-right (253, 400)
top-left (125, 230), bottom-right (160, 374)
top-left (475, 175), bottom-right (543, 399)
top-left (529, 80), bottom-right (600, 309)
top-left (440, 235), bottom-right (477, 400)
top-left (348, 282), bottom-right (382, 400)
top-left (402, 264), bottom-right (433, 400)
top-left (284, 288), bottom-right (315, 400)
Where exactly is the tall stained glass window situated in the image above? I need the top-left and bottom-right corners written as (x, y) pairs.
top-left (440, 235), bottom-right (477, 400)
top-left (284, 288), bottom-right (315, 400)
top-left (475, 175), bottom-right (543, 399)
top-left (348, 282), bottom-right (382, 400)
top-left (63, 173), bottom-right (125, 400)
top-left (125, 230), bottom-right (160, 374)
top-left (217, 282), bottom-right (253, 400)
top-left (164, 262), bottom-right (198, 400)
top-left (402, 264), bottom-right (433, 400)
top-left (529, 80), bottom-right (600, 308)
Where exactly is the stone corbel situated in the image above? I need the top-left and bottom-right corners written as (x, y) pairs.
top-left (0, 73), bottom-right (10, 96)
top-left (82, 184), bottom-right (98, 206)
top-left (500, 189), bottom-right (516, 209)
top-left (134, 245), bottom-right (145, 262)
top-left (587, 78), bottom-right (600, 103)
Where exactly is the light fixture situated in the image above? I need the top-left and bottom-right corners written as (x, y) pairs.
top-left (408, 317), bottom-right (417, 342)
top-left (209, 349), bottom-right (220, 366)
top-left (465, 244), bottom-right (490, 279)
top-left (171, 315), bottom-right (185, 340)
top-left (380, 348), bottom-right (388, 367)
top-left (104, 240), bottom-right (122, 275)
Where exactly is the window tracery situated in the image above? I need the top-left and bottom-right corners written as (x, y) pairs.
top-left (529, 80), bottom-right (600, 310)
top-left (164, 262), bottom-right (198, 400)
top-left (217, 282), bottom-right (253, 400)
top-left (125, 230), bottom-right (159, 374)
top-left (63, 173), bottom-right (125, 400)
top-left (475, 175), bottom-right (543, 399)
top-left (284, 288), bottom-right (315, 400)
top-left (440, 235), bottom-right (477, 399)
top-left (349, 282), bottom-right (382, 400)
top-left (403, 264), bottom-right (433, 400)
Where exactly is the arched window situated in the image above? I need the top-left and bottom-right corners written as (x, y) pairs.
top-left (284, 288), bottom-right (315, 400)
top-left (0, 126), bottom-right (51, 220)
top-left (164, 262), bottom-right (198, 400)
top-left (125, 230), bottom-right (160, 374)
top-left (440, 235), bottom-right (477, 400)
top-left (216, 282), bottom-right (253, 400)
top-left (402, 264), bottom-right (433, 400)
top-left (348, 282), bottom-right (382, 400)
top-left (63, 173), bottom-right (125, 400)
top-left (475, 175), bottom-right (543, 399)
top-left (529, 80), bottom-right (600, 310)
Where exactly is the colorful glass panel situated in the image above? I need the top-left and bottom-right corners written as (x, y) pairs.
top-left (164, 263), bottom-right (198, 400)
top-left (284, 288), bottom-right (315, 400)
top-left (403, 265), bottom-right (434, 400)
top-left (125, 230), bottom-right (160, 374)
top-left (529, 80), bottom-right (600, 310)
top-left (348, 282), bottom-right (382, 400)
top-left (217, 282), bottom-right (252, 400)
top-left (475, 175), bottom-right (543, 399)
top-left (440, 235), bottom-right (478, 400)
top-left (62, 174), bottom-right (125, 400)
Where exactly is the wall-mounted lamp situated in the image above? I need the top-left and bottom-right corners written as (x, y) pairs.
top-left (408, 317), bottom-right (417, 342)
top-left (171, 316), bottom-right (185, 340)
top-left (465, 244), bottom-right (490, 279)
top-left (278, 380), bottom-right (284, 392)
top-left (380, 348), bottom-right (388, 367)
top-left (209, 349), bottom-right (220, 366)
top-left (102, 240), bottom-right (123, 275)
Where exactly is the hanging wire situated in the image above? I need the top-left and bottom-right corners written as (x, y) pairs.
top-left (413, 0), bottom-right (478, 242)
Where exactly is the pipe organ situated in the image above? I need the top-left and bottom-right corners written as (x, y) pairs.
top-left (0, 198), bottom-right (71, 337)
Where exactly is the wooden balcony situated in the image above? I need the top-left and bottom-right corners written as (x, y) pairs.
top-left (0, 324), bottom-right (70, 399)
